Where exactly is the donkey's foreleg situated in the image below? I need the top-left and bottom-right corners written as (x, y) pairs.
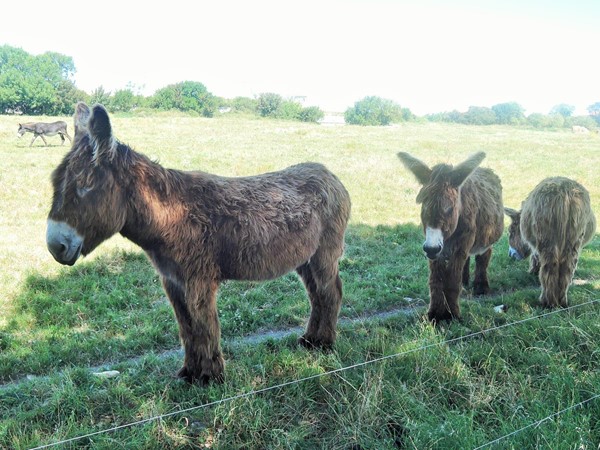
top-left (185, 279), bottom-right (225, 384)
top-left (473, 247), bottom-right (493, 296)
top-left (29, 134), bottom-right (38, 147)
top-left (40, 134), bottom-right (48, 146)
top-left (427, 260), bottom-right (464, 322)
top-left (162, 278), bottom-right (199, 382)
top-left (297, 249), bottom-right (343, 349)
top-left (428, 258), bottom-right (463, 322)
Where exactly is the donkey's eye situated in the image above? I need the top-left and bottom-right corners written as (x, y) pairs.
top-left (77, 186), bottom-right (93, 197)
top-left (444, 205), bottom-right (454, 214)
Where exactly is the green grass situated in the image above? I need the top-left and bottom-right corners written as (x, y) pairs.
top-left (0, 112), bottom-right (599, 449)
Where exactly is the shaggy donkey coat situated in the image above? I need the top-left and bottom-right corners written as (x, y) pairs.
top-left (398, 152), bottom-right (504, 321)
top-left (46, 103), bottom-right (351, 384)
top-left (505, 177), bottom-right (596, 308)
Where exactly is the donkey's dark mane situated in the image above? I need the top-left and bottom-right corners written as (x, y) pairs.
top-left (415, 164), bottom-right (453, 204)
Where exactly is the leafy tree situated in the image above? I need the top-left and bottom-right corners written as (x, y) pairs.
top-left (569, 115), bottom-right (597, 130)
top-left (256, 93), bottom-right (283, 117)
top-left (89, 86), bottom-right (111, 106)
top-left (491, 102), bottom-right (525, 125)
top-left (463, 106), bottom-right (496, 125)
top-left (54, 79), bottom-right (88, 115)
top-left (550, 104), bottom-right (575, 118)
top-left (108, 89), bottom-right (135, 112)
top-left (298, 106), bottom-right (324, 123)
top-left (230, 96), bottom-right (258, 113)
top-left (0, 45), bottom-right (79, 115)
top-left (588, 102), bottom-right (600, 125)
top-left (344, 96), bottom-right (406, 126)
top-left (588, 102), bottom-right (600, 116)
top-left (274, 100), bottom-right (303, 120)
top-left (151, 81), bottom-right (216, 117)
top-left (526, 113), bottom-right (564, 128)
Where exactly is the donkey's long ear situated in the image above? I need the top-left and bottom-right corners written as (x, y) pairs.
top-left (449, 151), bottom-right (486, 187)
top-left (88, 104), bottom-right (117, 162)
top-left (74, 102), bottom-right (91, 136)
top-left (397, 152), bottom-right (432, 185)
top-left (504, 207), bottom-right (521, 220)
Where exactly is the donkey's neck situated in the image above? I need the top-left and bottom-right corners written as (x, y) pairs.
top-left (119, 156), bottom-right (192, 252)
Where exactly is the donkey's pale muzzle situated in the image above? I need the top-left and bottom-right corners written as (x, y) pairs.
top-left (423, 226), bottom-right (444, 260)
top-left (46, 219), bottom-right (83, 266)
top-left (508, 246), bottom-right (524, 261)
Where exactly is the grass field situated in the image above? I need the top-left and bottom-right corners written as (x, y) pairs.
top-left (0, 112), bottom-right (599, 449)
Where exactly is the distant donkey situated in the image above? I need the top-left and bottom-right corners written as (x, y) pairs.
top-left (505, 177), bottom-right (596, 308)
top-left (46, 103), bottom-right (351, 384)
top-left (397, 152), bottom-right (504, 322)
top-left (17, 121), bottom-right (72, 147)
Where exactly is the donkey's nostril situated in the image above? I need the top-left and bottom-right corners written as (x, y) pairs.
top-left (423, 244), bottom-right (442, 259)
top-left (48, 239), bottom-right (67, 258)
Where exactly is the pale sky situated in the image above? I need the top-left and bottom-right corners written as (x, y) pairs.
top-left (1, 0), bottom-right (598, 115)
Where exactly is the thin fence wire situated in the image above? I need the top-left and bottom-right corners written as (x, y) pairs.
top-left (29, 298), bottom-right (600, 450)
top-left (473, 393), bottom-right (600, 449)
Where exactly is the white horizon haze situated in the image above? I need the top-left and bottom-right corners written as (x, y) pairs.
top-left (1, 0), bottom-right (598, 116)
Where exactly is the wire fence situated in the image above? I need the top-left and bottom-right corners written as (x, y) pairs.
top-left (29, 298), bottom-right (600, 450)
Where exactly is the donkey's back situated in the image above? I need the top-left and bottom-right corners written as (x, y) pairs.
top-left (506, 176), bottom-right (596, 308)
top-left (462, 167), bottom-right (504, 254)
top-left (184, 162), bottom-right (350, 281)
top-left (521, 177), bottom-right (596, 252)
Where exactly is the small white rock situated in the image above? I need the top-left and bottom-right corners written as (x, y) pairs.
top-left (92, 370), bottom-right (120, 378)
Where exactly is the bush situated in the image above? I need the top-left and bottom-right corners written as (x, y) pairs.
top-left (108, 89), bottom-right (135, 112)
top-left (463, 106), bottom-right (497, 125)
top-left (255, 94), bottom-right (322, 123)
top-left (151, 81), bottom-right (217, 117)
top-left (230, 96), bottom-right (258, 113)
top-left (344, 96), bottom-right (406, 126)
top-left (89, 86), bottom-right (111, 106)
top-left (274, 100), bottom-right (303, 120)
top-left (298, 106), bottom-right (324, 123)
top-left (568, 115), bottom-right (597, 130)
top-left (257, 93), bottom-right (282, 117)
top-left (491, 102), bottom-right (525, 125)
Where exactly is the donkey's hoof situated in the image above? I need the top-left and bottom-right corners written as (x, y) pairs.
top-left (427, 310), bottom-right (458, 323)
top-left (298, 335), bottom-right (334, 351)
top-left (176, 366), bottom-right (194, 383)
top-left (176, 366), bottom-right (224, 385)
top-left (473, 283), bottom-right (490, 296)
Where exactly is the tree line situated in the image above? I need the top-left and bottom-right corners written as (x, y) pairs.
top-left (1, 45), bottom-right (599, 129)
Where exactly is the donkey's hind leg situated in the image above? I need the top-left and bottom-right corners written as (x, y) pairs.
top-left (462, 256), bottom-right (470, 287)
top-left (473, 247), bottom-right (493, 296)
top-left (296, 246), bottom-right (343, 349)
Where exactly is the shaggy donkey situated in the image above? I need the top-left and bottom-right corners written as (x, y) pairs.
top-left (46, 103), bottom-right (351, 384)
top-left (505, 177), bottom-right (596, 308)
top-left (18, 121), bottom-right (72, 147)
top-left (398, 152), bottom-right (504, 322)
